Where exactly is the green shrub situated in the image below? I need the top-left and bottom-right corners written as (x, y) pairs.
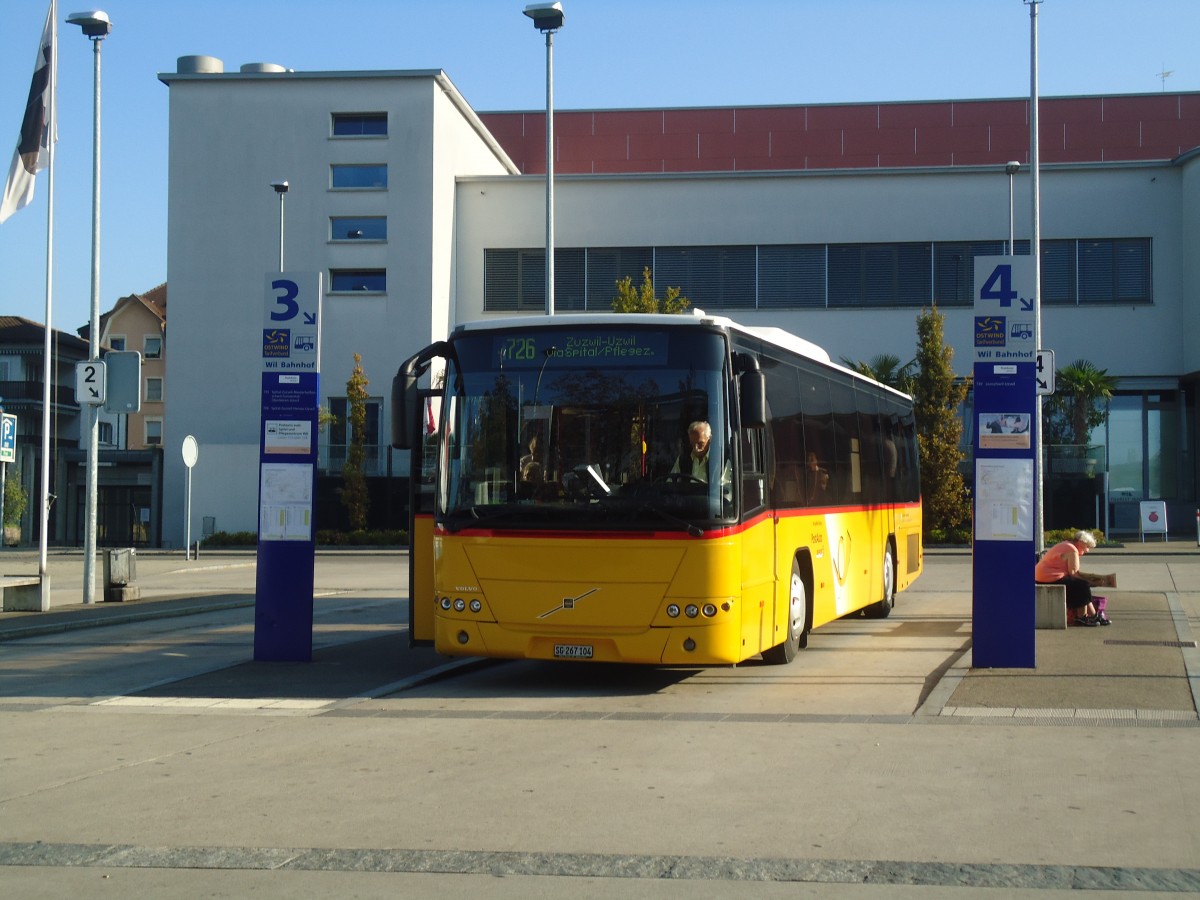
top-left (927, 525), bottom-right (971, 545)
top-left (201, 529), bottom-right (409, 548)
top-left (1044, 527), bottom-right (1108, 546)
top-left (203, 530), bottom-right (258, 546)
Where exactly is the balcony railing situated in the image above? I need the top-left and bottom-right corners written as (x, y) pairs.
top-left (0, 380), bottom-right (77, 405)
top-left (319, 443), bottom-right (389, 477)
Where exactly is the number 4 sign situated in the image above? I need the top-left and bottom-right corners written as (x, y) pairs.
top-left (975, 256), bottom-right (1035, 314)
top-left (973, 256), bottom-right (1036, 363)
top-left (1036, 349), bottom-right (1055, 395)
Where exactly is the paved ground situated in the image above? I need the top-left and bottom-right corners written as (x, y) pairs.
top-left (1, 541), bottom-right (1198, 897)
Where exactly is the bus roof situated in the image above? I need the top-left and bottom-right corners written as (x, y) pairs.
top-left (452, 310), bottom-right (830, 362)
top-left (449, 311), bottom-right (911, 400)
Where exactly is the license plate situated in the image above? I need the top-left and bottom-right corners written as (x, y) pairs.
top-left (553, 643), bottom-right (593, 659)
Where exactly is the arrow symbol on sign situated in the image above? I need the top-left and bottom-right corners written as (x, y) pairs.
top-left (1019, 296), bottom-right (1034, 311)
top-left (304, 312), bottom-right (317, 325)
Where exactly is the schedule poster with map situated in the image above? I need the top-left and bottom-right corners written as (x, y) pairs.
top-left (974, 458), bottom-right (1033, 541)
top-left (259, 462), bottom-right (314, 541)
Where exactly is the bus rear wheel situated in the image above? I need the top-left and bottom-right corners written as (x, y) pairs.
top-left (863, 542), bottom-right (896, 619)
top-left (762, 561), bottom-right (808, 664)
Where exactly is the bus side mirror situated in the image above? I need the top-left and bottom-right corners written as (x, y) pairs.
top-left (740, 369), bottom-right (766, 428)
top-left (391, 340), bottom-right (454, 449)
top-left (391, 371), bottom-right (419, 449)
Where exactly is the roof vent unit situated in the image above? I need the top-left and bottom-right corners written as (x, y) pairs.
top-left (176, 55), bottom-right (224, 74)
top-left (240, 62), bottom-right (288, 74)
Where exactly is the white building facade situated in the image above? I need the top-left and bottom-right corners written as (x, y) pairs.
top-left (159, 62), bottom-right (1200, 545)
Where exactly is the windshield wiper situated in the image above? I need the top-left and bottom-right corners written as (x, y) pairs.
top-left (442, 504), bottom-right (535, 533)
top-left (636, 502), bottom-right (704, 538)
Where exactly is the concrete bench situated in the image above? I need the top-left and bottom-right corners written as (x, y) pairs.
top-left (1035, 583), bottom-right (1067, 629)
top-left (2, 575), bottom-right (49, 612)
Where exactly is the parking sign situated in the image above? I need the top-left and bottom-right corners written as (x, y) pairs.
top-left (0, 413), bottom-right (15, 464)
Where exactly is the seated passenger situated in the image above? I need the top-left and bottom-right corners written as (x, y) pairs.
top-left (805, 451), bottom-right (830, 504)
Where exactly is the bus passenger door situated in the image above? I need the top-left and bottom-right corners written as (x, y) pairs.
top-left (408, 390), bottom-right (439, 646)
top-left (736, 428), bottom-right (775, 655)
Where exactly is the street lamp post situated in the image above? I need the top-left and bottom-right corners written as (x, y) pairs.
top-left (68, 9), bottom-right (112, 605)
top-left (523, 2), bottom-right (564, 316)
top-left (270, 181), bottom-right (288, 271)
top-left (1005, 161), bottom-right (1020, 253)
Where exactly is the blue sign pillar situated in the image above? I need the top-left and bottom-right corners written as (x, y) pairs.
top-left (971, 256), bottom-right (1037, 668)
top-left (254, 273), bottom-right (322, 661)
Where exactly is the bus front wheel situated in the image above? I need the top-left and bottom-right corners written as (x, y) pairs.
top-left (863, 542), bottom-right (896, 619)
top-left (762, 561), bottom-right (808, 664)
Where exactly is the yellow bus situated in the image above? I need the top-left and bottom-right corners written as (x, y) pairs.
top-left (393, 313), bottom-right (921, 665)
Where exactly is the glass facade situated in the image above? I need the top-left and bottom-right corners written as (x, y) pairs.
top-left (485, 238), bottom-right (1152, 312)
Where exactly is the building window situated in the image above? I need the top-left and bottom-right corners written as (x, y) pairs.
top-left (484, 249), bottom-right (550, 312)
top-left (828, 242), bottom-right (931, 307)
top-left (145, 377), bottom-right (163, 403)
top-left (1040, 240), bottom-right (1077, 304)
top-left (330, 216), bottom-right (386, 241)
top-left (933, 241), bottom-right (1006, 305)
top-left (145, 419), bottom-right (162, 446)
top-left (323, 396), bottom-right (383, 475)
top-left (656, 246), bottom-right (757, 310)
top-left (758, 245), bottom-right (826, 308)
top-left (331, 112), bottom-right (387, 136)
top-left (98, 421), bottom-right (114, 445)
top-left (1079, 238), bottom-right (1152, 304)
top-left (330, 269), bottom-right (386, 293)
top-left (331, 164), bottom-right (387, 189)
top-left (584, 247), bottom-right (653, 310)
top-left (144, 336), bottom-right (162, 359)
top-left (109, 335), bottom-right (126, 351)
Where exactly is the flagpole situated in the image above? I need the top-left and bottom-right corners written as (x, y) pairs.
top-left (38, 0), bottom-right (57, 602)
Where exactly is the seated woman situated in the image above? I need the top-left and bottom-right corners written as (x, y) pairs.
top-left (1035, 530), bottom-right (1109, 626)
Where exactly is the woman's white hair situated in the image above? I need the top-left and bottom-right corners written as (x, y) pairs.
top-left (1072, 530), bottom-right (1097, 549)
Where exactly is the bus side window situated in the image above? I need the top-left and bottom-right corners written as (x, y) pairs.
top-left (740, 428), bottom-right (767, 514)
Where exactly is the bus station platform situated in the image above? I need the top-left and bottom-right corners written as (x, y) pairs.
top-left (2, 543), bottom-right (1199, 896)
top-left (1, 541), bottom-right (1197, 720)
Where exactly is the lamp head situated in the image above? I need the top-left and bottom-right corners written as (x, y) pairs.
top-left (66, 10), bottom-right (112, 38)
top-left (270, 181), bottom-right (289, 194)
top-left (523, 1), bottom-right (564, 31)
top-left (1005, 161), bottom-right (1021, 175)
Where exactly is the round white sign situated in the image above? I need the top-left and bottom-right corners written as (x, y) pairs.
top-left (182, 434), bottom-right (199, 469)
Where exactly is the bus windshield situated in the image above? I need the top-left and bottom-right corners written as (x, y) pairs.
top-left (437, 325), bottom-right (733, 532)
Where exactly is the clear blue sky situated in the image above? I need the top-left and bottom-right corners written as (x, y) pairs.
top-left (1, 0), bottom-right (1197, 331)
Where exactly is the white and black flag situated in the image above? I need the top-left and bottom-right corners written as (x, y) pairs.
top-left (0, 1), bottom-right (56, 224)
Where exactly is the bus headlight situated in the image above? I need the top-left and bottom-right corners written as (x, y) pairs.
top-left (453, 598), bottom-right (466, 612)
top-left (440, 597), bottom-right (452, 610)
top-left (470, 599), bottom-right (482, 613)
top-left (666, 604), bottom-right (680, 618)
top-left (684, 604), bottom-right (699, 618)
top-left (702, 604), bottom-right (717, 618)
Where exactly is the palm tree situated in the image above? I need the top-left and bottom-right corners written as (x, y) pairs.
top-left (1043, 359), bottom-right (1117, 446)
top-left (840, 353), bottom-right (916, 393)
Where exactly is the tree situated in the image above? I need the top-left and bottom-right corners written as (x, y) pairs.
top-left (1042, 358), bottom-right (1117, 446)
top-left (3, 472), bottom-right (28, 544)
top-left (611, 267), bottom-right (690, 314)
top-left (910, 306), bottom-right (971, 539)
top-left (840, 353), bottom-right (915, 392)
top-left (342, 354), bottom-right (370, 530)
